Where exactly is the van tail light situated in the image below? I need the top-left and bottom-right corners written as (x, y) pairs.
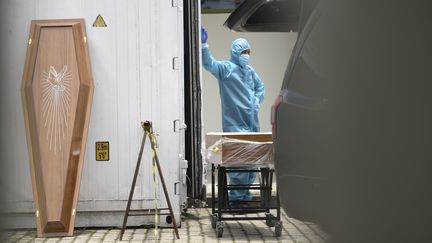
top-left (271, 95), bottom-right (283, 139)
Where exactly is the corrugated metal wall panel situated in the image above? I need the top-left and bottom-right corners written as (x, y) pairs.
top-left (1, 0), bottom-right (185, 227)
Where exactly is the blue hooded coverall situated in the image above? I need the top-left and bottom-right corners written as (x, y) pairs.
top-left (202, 38), bottom-right (265, 201)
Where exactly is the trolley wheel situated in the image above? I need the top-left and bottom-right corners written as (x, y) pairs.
top-left (211, 214), bottom-right (218, 229)
top-left (265, 213), bottom-right (276, 227)
top-left (274, 221), bottom-right (283, 237)
top-left (216, 221), bottom-right (224, 238)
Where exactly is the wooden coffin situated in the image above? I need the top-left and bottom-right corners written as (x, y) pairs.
top-left (21, 19), bottom-right (94, 237)
top-left (205, 132), bottom-right (274, 167)
top-left (205, 132), bottom-right (273, 147)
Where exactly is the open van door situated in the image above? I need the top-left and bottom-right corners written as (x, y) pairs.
top-left (224, 0), bottom-right (317, 33)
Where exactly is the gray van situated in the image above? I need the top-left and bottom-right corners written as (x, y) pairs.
top-left (225, 1), bottom-right (432, 242)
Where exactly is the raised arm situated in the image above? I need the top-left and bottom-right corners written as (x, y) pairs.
top-left (202, 44), bottom-right (228, 80)
top-left (201, 27), bottom-right (227, 80)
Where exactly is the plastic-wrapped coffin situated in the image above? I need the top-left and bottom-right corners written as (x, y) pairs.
top-left (21, 19), bottom-right (94, 237)
top-left (205, 132), bottom-right (274, 167)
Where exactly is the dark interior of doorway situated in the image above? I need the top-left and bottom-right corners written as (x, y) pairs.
top-left (184, 0), bottom-right (205, 204)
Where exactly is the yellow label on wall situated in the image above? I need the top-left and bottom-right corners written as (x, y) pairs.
top-left (93, 14), bottom-right (107, 27)
top-left (96, 141), bottom-right (109, 161)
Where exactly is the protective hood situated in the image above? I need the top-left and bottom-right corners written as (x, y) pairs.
top-left (230, 38), bottom-right (251, 65)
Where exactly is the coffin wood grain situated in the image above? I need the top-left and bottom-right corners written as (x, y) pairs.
top-left (21, 19), bottom-right (94, 237)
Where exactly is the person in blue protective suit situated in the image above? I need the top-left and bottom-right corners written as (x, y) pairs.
top-left (201, 27), bottom-right (265, 204)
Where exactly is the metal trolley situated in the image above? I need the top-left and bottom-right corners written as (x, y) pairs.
top-left (210, 164), bottom-right (282, 237)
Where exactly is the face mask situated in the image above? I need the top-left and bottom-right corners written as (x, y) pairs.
top-left (239, 54), bottom-right (250, 67)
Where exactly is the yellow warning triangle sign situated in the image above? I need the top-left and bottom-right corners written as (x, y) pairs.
top-left (93, 14), bottom-right (107, 27)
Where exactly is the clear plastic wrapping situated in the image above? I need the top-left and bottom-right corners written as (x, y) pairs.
top-left (206, 138), bottom-right (274, 167)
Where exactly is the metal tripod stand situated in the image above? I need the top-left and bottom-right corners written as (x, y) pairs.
top-left (120, 121), bottom-right (180, 240)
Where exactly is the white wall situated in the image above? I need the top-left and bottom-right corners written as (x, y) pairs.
top-left (1, 0), bottom-right (185, 228)
top-left (201, 13), bottom-right (298, 135)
